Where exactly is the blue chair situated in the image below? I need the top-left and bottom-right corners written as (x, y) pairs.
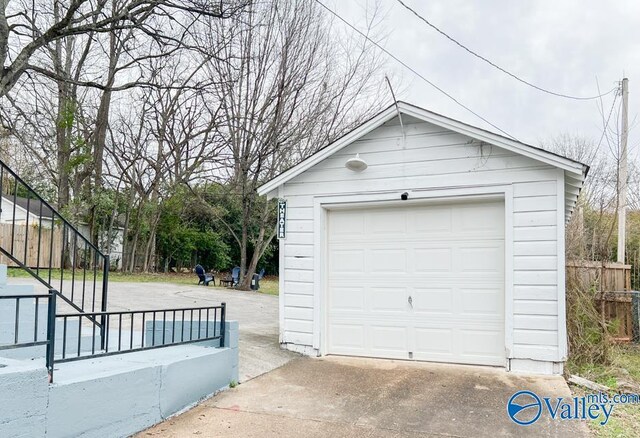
top-left (195, 264), bottom-right (214, 286)
top-left (231, 266), bottom-right (241, 286)
top-left (220, 266), bottom-right (242, 288)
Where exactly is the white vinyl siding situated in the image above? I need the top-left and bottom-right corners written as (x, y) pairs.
top-left (278, 116), bottom-right (563, 365)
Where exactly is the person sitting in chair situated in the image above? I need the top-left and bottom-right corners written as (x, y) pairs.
top-left (195, 264), bottom-right (214, 286)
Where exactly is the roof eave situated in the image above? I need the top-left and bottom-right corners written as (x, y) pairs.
top-left (257, 101), bottom-right (588, 195)
top-left (257, 105), bottom-right (399, 196)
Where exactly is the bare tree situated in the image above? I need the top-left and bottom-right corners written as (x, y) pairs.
top-left (103, 54), bottom-right (225, 272)
top-left (1, 0), bottom-right (245, 259)
top-left (202, 0), bottom-right (388, 288)
top-left (0, 0), bottom-right (246, 97)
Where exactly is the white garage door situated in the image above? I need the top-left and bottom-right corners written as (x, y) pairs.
top-left (326, 199), bottom-right (505, 366)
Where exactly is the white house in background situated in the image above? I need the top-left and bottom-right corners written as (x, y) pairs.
top-left (76, 224), bottom-right (125, 270)
top-left (0, 195), bottom-right (124, 269)
top-left (0, 195), bottom-right (54, 227)
top-left (258, 101), bottom-right (587, 375)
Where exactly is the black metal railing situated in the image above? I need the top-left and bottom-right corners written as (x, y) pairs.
top-left (0, 294), bottom-right (226, 382)
top-left (0, 291), bottom-right (57, 378)
top-left (0, 158), bottom-right (109, 316)
top-left (54, 303), bottom-right (226, 365)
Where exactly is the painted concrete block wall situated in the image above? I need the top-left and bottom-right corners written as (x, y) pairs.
top-left (160, 322), bottom-right (239, 417)
top-left (0, 319), bottom-right (238, 438)
top-left (47, 358), bottom-right (163, 438)
top-left (145, 320), bottom-right (239, 384)
top-left (47, 321), bottom-right (239, 438)
top-left (0, 358), bottom-right (48, 438)
top-left (276, 116), bottom-right (566, 372)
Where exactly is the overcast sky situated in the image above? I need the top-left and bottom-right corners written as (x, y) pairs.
top-left (332, 0), bottom-right (639, 161)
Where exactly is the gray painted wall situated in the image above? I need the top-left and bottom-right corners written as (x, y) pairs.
top-left (0, 321), bottom-right (239, 438)
top-left (0, 358), bottom-right (48, 438)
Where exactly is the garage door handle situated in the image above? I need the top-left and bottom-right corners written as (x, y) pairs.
top-left (408, 296), bottom-right (413, 308)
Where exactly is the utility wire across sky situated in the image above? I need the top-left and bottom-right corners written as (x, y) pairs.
top-left (314, 0), bottom-right (518, 140)
top-left (394, 0), bottom-right (618, 101)
top-left (596, 92), bottom-right (619, 156)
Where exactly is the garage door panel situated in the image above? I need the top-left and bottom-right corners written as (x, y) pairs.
top-left (458, 246), bottom-right (503, 272)
top-left (369, 249), bottom-right (407, 272)
top-left (370, 325), bottom-right (410, 353)
top-left (367, 209), bottom-right (407, 235)
top-left (327, 200), bottom-right (505, 367)
top-left (459, 329), bottom-right (504, 364)
top-left (414, 328), bottom-right (454, 355)
top-left (371, 287), bottom-right (407, 312)
top-left (460, 288), bottom-right (503, 317)
top-left (330, 277), bottom-right (500, 288)
top-left (329, 323), bottom-right (365, 350)
top-left (412, 288), bottom-right (454, 314)
top-left (329, 249), bottom-right (365, 273)
top-left (410, 208), bottom-right (452, 233)
top-left (329, 211), bottom-right (365, 240)
top-left (330, 287), bottom-right (365, 311)
top-left (414, 248), bottom-right (452, 272)
top-left (455, 203), bottom-right (505, 232)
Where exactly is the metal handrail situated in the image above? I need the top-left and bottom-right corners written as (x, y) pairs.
top-left (0, 292), bottom-right (227, 383)
top-left (0, 159), bottom-right (105, 255)
top-left (56, 304), bottom-right (227, 317)
top-left (52, 303), bottom-right (226, 382)
top-left (0, 290), bottom-right (57, 381)
top-left (0, 158), bottom-right (109, 316)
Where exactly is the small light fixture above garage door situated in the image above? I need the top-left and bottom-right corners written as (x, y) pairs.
top-left (345, 153), bottom-right (368, 172)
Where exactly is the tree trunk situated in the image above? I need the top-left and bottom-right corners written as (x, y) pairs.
top-left (238, 232), bottom-right (262, 290)
top-left (142, 213), bottom-right (160, 272)
top-left (238, 219), bottom-right (276, 290)
top-left (127, 202), bottom-right (144, 272)
top-left (120, 190), bottom-right (134, 271)
top-left (128, 233), bottom-right (138, 273)
top-left (239, 217), bottom-right (248, 285)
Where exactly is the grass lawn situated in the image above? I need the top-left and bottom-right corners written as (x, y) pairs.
top-left (568, 345), bottom-right (640, 437)
top-left (7, 268), bottom-right (280, 295)
top-left (256, 276), bottom-right (279, 295)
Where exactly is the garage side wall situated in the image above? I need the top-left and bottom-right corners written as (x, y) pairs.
top-left (277, 117), bottom-right (565, 374)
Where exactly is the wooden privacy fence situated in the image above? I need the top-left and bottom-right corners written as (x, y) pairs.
top-left (567, 260), bottom-right (637, 342)
top-left (566, 260), bottom-right (631, 292)
top-left (0, 223), bottom-right (63, 269)
top-left (597, 292), bottom-right (638, 342)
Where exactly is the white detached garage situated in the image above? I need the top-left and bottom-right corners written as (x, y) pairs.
top-left (258, 102), bottom-right (587, 375)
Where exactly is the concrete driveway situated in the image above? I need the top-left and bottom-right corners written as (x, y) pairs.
top-left (139, 356), bottom-right (590, 438)
top-left (12, 278), bottom-right (297, 382)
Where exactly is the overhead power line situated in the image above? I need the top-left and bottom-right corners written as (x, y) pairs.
top-left (394, 0), bottom-right (618, 101)
top-left (596, 92), bottom-right (619, 155)
top-left (314, 0), bottom-right (518, 140)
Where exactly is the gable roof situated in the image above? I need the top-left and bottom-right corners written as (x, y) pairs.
top-left (257, 101), bottom-right (589, 220)
top-left (2, 195), bottom-right (55, 219)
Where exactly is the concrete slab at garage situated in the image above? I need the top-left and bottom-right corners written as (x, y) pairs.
top-left (258, 101), bottom-right (588, 375)
top-left (138, 356), bottom-right (590, 437)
